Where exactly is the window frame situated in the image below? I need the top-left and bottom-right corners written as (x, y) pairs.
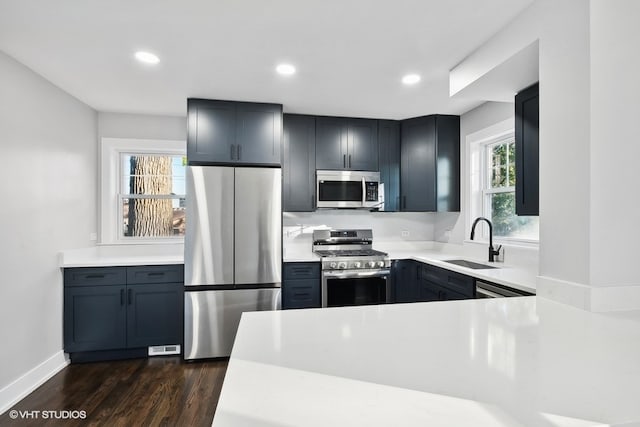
top-left (466, 120), bottom-right (539, 246)
top-left (100, 138), bottom-right (186, 245)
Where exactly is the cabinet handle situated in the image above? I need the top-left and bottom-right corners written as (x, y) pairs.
top-left (238, 144), bottom-right (242, 160)
top-left (403, 196), bottom-right (407, 209)
top-left (343, 154), bottom-right (346, 168)
top-left (396, 196), bottom-right (400, 210)
top-left (230, 144), bottom-right (236, 160)
top-left (85, 274), bottom-right (105, 279)
top-left (349, 155), bottom-right (352, 168)
top-left (120, 289), bottom-right (124, 306)
top-left (128, 289), bottom-right (132, 305)
top-left (147, 272), bottom-right (165, 277)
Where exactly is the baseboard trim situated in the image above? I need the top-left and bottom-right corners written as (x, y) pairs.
top-left (537, 276), bottom-right (640, 312)
top-left (0, 351), bottom-right (69, 415)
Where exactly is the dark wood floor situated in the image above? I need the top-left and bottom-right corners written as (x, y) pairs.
top-left (0, 356), bottom-right (228, 427)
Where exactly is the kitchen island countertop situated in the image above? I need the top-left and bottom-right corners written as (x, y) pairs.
top-left (213, 296), bottom-right (640, 427)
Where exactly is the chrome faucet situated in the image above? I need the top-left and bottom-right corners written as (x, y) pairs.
top-left (470, 217), bottom-right (502, 262)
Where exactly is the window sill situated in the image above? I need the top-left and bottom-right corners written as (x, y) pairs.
top-left (463, 238), bottom-right (539, 249)
top-left (98, 238), bottom-right (184, 246)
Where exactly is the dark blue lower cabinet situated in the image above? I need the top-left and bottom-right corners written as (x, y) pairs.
top-left (63, 265), bottom-right (184, 361)
top-left (282, 262), bottom-right (321, 309)
top-left (126, 283), bottom-right (183, 348)
top-left (282, 279), bottom-right (321, 309)
top-left (392, 260), bottom-right (475, 303)
top-left (392, 260), bottom-right (421, 303)
top-left (64, 285), bottom-right (127, 352)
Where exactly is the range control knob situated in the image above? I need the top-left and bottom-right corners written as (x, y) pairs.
top-left (329, 262), bottom-right (337, 269)
top-left (377, 261), bottom-right (385, 267)
top-left (367, 261), bottom-right (376, 268)
top-left (353, 262), bottom-right (361, 268)
top-left (338, 262), bottom-right (347, 269)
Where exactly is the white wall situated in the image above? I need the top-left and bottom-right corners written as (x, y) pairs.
top-left (435, 101), bottom-right (514, 245)
top-left (589, 0), bottom-right (640, 287)
top-left (454, 0), bottom-right (640, 310)
top-left (0, 50), bottom-right (97, 404)
top-left (98, 112), bottom-right (186, 141)
top-left (284, 211), bottom-right (435, 245)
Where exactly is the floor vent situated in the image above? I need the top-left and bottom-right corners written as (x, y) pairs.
top-left (148, 345), bottom-right (181, 356)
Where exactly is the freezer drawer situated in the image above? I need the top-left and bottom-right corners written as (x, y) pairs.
top-left (184, 288), bottom-right (281, 360)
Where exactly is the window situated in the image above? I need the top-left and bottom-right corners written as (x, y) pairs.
top-left (482, 136), bottom-right (538, 240)
top-left (469, 126), bottom-right (538, 243)
top-left (120, 154), bottom-right (186, 238)
top-left (101, 138), bottom-right (186, 244)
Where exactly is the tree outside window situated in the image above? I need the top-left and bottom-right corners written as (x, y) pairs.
top-left (121, 154), bottom-right (186, 238)
top-left (484, 139), bottom-right (538, 240)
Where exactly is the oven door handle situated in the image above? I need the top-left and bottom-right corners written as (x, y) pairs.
top-left (323, 270), bottom-right (390, 279)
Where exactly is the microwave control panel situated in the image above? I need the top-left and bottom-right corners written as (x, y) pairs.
top-left (365, 182), bottom-right (378, 202)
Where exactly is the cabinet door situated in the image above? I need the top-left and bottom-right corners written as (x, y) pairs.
top-left (401, 116), bottom-right (436, 211)
top-left (392, 260), bottom-right (420, 303)
top-left (435, 115), bottom-right (461, 212)
top-left (378, 120), bottom-right (400, 211)
top-left (236, 102), bottom-right (282, 165)
top-left (283, 114), bottom-right (316, 211)
top-left (64, 285), bottom-right (127, 352)
top-left (515, 83), bottom-right (539, 215)
top-left (187, 99), bottom-right (236, 163)
top-left (316, 117), bottom-right (348, 170)
top-left (126, 283), bottom-right (183, 348)
top-left (347, 118), bottom-right (378, 171)
top-left (282, 278), bottom-right (321, 309)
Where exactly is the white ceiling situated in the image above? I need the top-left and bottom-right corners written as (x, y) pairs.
top-left (0, 0), bottom-right (533, 119)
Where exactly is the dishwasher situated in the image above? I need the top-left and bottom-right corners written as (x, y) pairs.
top-left (476, 280), bottom-right (535, 298)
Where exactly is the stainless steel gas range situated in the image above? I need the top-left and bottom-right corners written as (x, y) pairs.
top-left (312, 229), bottom-right (391, 307)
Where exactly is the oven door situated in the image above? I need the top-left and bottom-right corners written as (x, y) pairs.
top-left (322, 269), bottom-right (391, 307)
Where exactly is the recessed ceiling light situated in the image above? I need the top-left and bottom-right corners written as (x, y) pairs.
top-left (134, 51), bottom-right (160, 65)
top-left (276, 63), bottom-right (296, 76)
top-left (402, 74), bottom-right (421, 85)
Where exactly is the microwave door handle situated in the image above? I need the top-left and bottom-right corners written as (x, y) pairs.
top-left (362, 177), bottom-right (366, 205)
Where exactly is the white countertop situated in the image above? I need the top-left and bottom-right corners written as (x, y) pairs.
top-left (213, 297), bottom-right (640, 427)
top-left (285, 240), bottom-right (537, 293)
top-left (60, 245), bottom-right (184, 267)
top-left (60, 241), bottom-right (536, 294)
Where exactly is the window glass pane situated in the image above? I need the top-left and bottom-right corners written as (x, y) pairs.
top-left (508, 142), bottom-right (515, 186)
top-left (121, 154), bottom-right (186, 195)
top-left (122, 197), bottom-right (186, 237)
top-left (489, 192), bottom-right (539, 239)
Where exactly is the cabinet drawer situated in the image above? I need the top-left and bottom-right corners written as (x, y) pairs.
top-left (283, 262), bottom-right (320, 280)
top-left (282, 279), bottom-right (321, 309)
top-left (64, 267), bottom-right (126, 287)
top-left (126, 265), bottom-right (184, 284)
top-left (439, 269), bottom-right (475, 297)
top-left (421, 264), bottom-right (444, 283)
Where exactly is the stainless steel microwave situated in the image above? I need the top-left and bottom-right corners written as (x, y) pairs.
top-left (316, 170), bottom-right (381, 209)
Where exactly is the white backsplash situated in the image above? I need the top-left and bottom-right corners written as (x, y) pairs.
top-left (284, 211), bottom-right (436, 244)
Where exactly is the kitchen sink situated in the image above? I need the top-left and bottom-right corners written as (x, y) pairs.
top-left (443, 259), bottom-right (498, 269)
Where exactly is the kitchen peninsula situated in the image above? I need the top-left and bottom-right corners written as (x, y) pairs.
top-left (213, 296), bottom-right (640, 426)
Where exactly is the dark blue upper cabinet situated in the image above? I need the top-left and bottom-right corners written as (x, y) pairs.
top-left (400, 115), bottom-right (460, 212)
top-left (187, 98), bottom-right (282, 166)
top-left (378, 120), bottom-right (401, 211)
top-left (347, 118), bottom-right (378, 171)
top-left (283, 114), bottom-right (316, 212)
top-left (315, 117), bottom-right (347, 170)
top-left (515, 83), bottom-right (539, 216)
top-left (316, 117), bottom-right (378, 171)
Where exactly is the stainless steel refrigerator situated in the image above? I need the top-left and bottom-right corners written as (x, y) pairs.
top-left (184, 166), bottom-right (281, 360)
